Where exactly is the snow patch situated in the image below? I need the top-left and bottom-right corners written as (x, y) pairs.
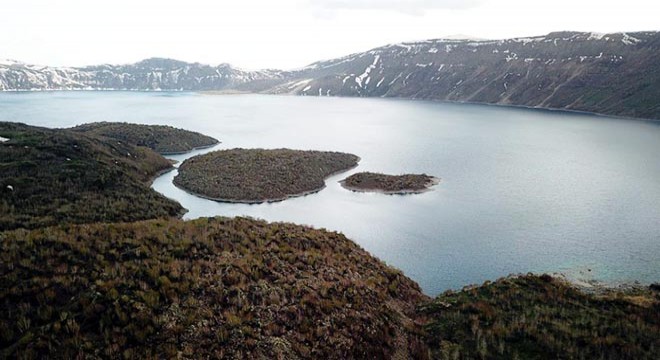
top-left (588, 32), bottom-right (606, 40)
top-left (505, 54), bottom-right (518, 62)
top-left (388, 73), bottom-right (403, 86)
top-left (0, 136), bottom-right (9, 142)
top-left (621, 33), bottom-right (641, 45)
top-left (393, 43), bottom-right (412, 51)
top-left (287, 79), bottom-right (313, 89)
top-left (355, 55), bottom-right (380, 88)
top-left (510, 37), bottom-right (545, 44)
top-left (428, 48), bottom-right (438, 53)
top-left (342, 75), bottom-right (353, 85)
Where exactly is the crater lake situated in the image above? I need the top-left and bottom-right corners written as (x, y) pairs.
top-left (2, 91), bottom-right (659, 295)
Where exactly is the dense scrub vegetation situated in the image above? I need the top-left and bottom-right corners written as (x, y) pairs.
top-left (341, 172), bottom-right (438, 194)
top-left (421, 275), bottom-right (660, 359)
top-left (0, 122), bottom-right (183, 230)
top-left (71, 122), bottom-right (219, 154)
top-left (0, 217), bottom-right (428, 359)
top-left (174, 148), bottom-right (359, 203)
top-left (2, 123), bottom-right (658, 359)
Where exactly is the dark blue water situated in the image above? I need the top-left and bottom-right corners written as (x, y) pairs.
top-left (2, 91), bottom-right (659, 295)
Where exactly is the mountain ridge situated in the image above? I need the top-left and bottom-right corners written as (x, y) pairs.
top-left (1, 31), bottom-right (659, 119)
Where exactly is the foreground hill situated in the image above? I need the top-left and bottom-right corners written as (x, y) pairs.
top-left (71, 122), bottom-right (219, 154)
top-left (0, 217), bottom-right (428, 359)
top-left (2, 31), bottom-right (659, 119)
top-left (1, 216), bottom-right (657, 359)
top-left (422, 275), bottom-right (660, 359)
top-left (0, 122), bottom-right (183, 230)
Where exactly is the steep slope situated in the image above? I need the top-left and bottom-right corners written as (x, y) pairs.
top-left (0, 122), bottom-right (184, 230)
top-left (272, 31), bottom-right (660, 120)
top-left (0, 217), bottom-right (429, 359)
top-left (70, 122), bottom-right (219, 154)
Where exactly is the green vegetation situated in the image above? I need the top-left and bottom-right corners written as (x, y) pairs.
top-left (174, 148), bottom-right (359, 203)
top-left (421, 275), bottom-right (660, 359)
top-left (0, 122), bottom-right (183, 231)
top-left (0, 217), bottom-right (428, 359)
top-left (71, 122), bottom-right (219, 154)
top-left (341, 172), bottom-right (438, 194)
top-left (2, 123), bottom-right (658, 359)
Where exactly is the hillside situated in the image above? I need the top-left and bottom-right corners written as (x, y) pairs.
top-left (71, 122), bottom-right (219, 155)
top-left (2, 31), bottom-right (659, 119)
top-left (1, 215), bottom-right (658, 359)
top-left (0, 58), bottom-right (286, 91)
top-left (268, 31), bottom-right (660, 120)
top-left (0, 217), bottom-right (428, 359)
top-left (0, 122), bottom-right (184, 230)
top-left (174, 148), bottom-right (359, 203)
top-left (421, 275), bottom-right (660, 359)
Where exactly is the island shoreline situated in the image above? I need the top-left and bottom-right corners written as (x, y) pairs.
top-left (339, 175), bottom-right (440, 195)
top-left (173, 161), bottom-right (360, 204)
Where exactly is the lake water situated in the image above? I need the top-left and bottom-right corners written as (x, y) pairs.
top-left (2, 91), bottom-right (659, 295)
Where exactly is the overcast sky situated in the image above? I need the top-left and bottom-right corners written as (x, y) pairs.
top-left (1, 0), bottom-right (658, 69)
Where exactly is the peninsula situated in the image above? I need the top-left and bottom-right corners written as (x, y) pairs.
top-left (0, 122), bottom-right (183, 230)
top-left (71, 122), bottom-right (219, 155)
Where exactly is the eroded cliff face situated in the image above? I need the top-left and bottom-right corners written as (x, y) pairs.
top-left (2, 31), bottom-right (659, 119)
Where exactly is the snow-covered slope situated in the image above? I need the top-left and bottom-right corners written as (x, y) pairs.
top-left (267, 31), bottom-right (660, 119)
top-left (0, 58), bottom-right (285, 91)
top-left (2, 31), bottom-right (659, 119)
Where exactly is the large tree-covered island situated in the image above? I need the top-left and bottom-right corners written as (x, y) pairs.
top-left (340, 172), bottom-right (439, 194)
top-left (173, 148), bottom-right (360, 203)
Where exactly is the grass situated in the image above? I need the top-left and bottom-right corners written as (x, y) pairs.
top-left (0, 217), bottom-right (428, 359)
top-left (70, 122), bottom-right (219, 154)
top-left (420, 274), bottom-right (660, 359)
top-left (174, 148), bottom-right (359, 203)
top-left (341, 172), bottom-right (438, 194)
top-left (0, 122), bottom-right (184, 231)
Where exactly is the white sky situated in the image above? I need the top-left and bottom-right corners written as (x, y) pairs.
top-left (0, 0), bottom-right (658, 69)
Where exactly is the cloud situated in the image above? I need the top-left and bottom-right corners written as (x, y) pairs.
top-left (308, 0), bottom-right (484, 16)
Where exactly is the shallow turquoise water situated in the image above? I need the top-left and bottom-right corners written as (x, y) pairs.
top-left (2, 91), bottom-right (659, 295)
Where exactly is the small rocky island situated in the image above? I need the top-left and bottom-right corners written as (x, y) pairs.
top-left (340, 172), bottom-right (439, 194)
top-left (174, 148), bottom-right (359, 203)
top-left (71, 122), bottom-right (219, 154)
